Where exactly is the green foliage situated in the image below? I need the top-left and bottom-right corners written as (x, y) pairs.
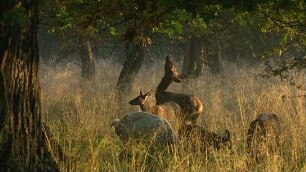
top-left (152, 10), bottom-right (189, 37)
top-left (54, 10), bottom-right (73, 31)
top-left (2, 7), bottom-right (27, 26)
top-left (44, 0), bottom-right (305, 76)
top-left (109, 27), bottom-right (119, 36)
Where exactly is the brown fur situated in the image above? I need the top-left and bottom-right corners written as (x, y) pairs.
top-left (155, 55), bottom-right (203, 124)
top-left (247, 113), bottom-right (281, 161)
top-left (178, 124), bottom-right (231, 152)
top-left (129, 90), bottom-right (181, 127)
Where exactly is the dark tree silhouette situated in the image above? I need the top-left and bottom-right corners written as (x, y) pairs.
top-left (0, 0), bottom-right (59, 171)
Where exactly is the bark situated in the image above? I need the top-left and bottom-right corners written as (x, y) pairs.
top-left (204, 39), bottom-right (222, 75)
top-left (183, 36), bottom-right (204, 77)
top-left (80, 40), bottom-right (96, 80)
top-left (216, 40), bottom-right (223, 71)
top-left (0, 1), bottom-right (59, 171)
top-left (195, 41), bottom-right (205, 76)
top-left (115, 38), bottom-right (145, 95)
top-left (0, 75), bottom-right (5, 129)
top-left (183, 37), bottom-right (191, 75)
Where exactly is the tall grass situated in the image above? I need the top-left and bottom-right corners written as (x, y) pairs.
top-left (40, 59), bottom-right (306, 172)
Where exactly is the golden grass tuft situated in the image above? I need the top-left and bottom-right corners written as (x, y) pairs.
top-left (40, 60), bottom-right (306, 172)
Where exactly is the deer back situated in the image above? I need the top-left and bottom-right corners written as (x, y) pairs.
top-left (156, 91), bottom-right (203, 120)
top-left (247, 113), bottom-right (281, 161)
top-left (247, 114), bottom-right (281, 146)
top-left (112, 111), bottom-right (178, 147)
top-left (153, 101), bottom-right (181, 129)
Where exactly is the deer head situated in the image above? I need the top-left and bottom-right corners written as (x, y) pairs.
top-left (129, 90), bottom-right (152, 106)
top-left (220, 129), bottom-right (232, 150)
top-left (155, 55), bottom-right (203, 125)
top-left (165, 55), bottom-right (187, 83)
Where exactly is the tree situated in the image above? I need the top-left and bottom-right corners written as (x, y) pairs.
top-left (43, 0), bottom-right (305, 94)
top-left (80, 39), bottom-right (96, 79)
top-left (0, 0), bottom-right (59, 171)
top-left (176, 4), bottom-right (227, 76)
top-left (183, 36), bottom-right (204, 76)
top-left (42, 0), bottom-right (101, 80)
top-left (109, 1), bottom-right (180, 95)
top-left (49, 0), bottom-right (182, 95)
top-left (179, 0), bottom-right (305, 77)
top-left (226, 0), bottom-right (305, 93)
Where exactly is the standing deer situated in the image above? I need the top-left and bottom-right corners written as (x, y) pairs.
top-left (155, 55), bottom-right (203, 124)
top-left (247, 113), bottom-right (281, 162)
top-left (129, 90), bottom-right (181, 128)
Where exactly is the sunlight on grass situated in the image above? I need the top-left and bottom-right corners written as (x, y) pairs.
top-left (39, 60), bottom-right (305, 172)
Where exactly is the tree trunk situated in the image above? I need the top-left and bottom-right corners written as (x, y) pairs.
top-left (217, 40), bottom-right (223, 71)
top-left (204, 39), bottom-right (222, 75)
top-left (183, 37), bottom-right (191, 75)
top-left (115, 39), bottom-right (145, 95)
top-left (0, 1), bottom-right (59, 171)
top-left (183, 36), bottom-right (204, 77)
top-left (80, 40), bottom-right (96, 80)
top-left (195, 40), bottom-right (205, 76)
top-left (0, 75), bottom-right (5, 129)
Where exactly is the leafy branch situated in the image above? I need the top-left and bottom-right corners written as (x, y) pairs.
top-left (257, 60), bottom-right (306, 99)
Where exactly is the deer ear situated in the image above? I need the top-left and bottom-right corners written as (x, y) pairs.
top-left (144, 90), bottom-right (152, 98)
top-left (173, 74), bottom-right (187, 83)
top-left (224, 129), bottom-right (231, 141)
top-left (179, 74), bottom-right (187, 79)
top-left (165, 55), bottom-right (173, 72)
top-left (173, 76), bottom-right (182, 83)
top-left (140, 89), bottom-right (143, 96)
top-left (166, 55), bottom-right (171, 62)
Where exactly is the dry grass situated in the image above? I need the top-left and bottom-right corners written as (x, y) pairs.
top-left (40, 59), bottom-right (306, 172)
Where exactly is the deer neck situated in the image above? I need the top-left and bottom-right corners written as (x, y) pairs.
top-left (140, 101), bottom-right (153, 113)
top-left (156, 76), bottom-right (173, 93)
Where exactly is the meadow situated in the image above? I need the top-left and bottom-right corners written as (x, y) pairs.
top-left (40, 59), bottom-right (306, 172)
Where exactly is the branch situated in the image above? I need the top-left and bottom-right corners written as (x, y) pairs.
top-left (99, 16), bottom-right (136, 33)
top-left (257, 63), bottom-right (306, 92)
top-left (259, 11), bottom-right (305, 29)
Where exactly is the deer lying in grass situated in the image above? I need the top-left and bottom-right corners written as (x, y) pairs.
top-left (111, 111), bottom-right (178, 161)
top-left (129, 90), bottom-right (181, 128)
top-left (178, 124), bottom-right (231, 152)
top-left (155, 55), bottom-right (203, 125)
top-left (247, 113), bottom-right (281, 162)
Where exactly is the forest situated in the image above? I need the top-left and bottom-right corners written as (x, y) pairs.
top-left (0, 0), bottom-right (305, 171)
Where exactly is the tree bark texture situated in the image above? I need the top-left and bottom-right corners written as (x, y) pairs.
top-left (203, 39), bottom-right (222, 75)
top-left (115, 36), bottom-right (146, 95)
top-left (80, 40), bottom-right (96, 80)
top-left (183, 36), bottom-right (204, 77)
top-left (0, 1), bottom-right (59, 171)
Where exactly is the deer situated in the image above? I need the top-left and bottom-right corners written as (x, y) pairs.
top-left (111, 111), bottom-right (178, 162)
top-left (155, 55), bottom-right (203, 125)
top-left (178, 123), bottom-right (231, 152)
top-left (129, 90), bottom-right (181, 128)
top-left (247, 113), bottom-right (281, 162)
